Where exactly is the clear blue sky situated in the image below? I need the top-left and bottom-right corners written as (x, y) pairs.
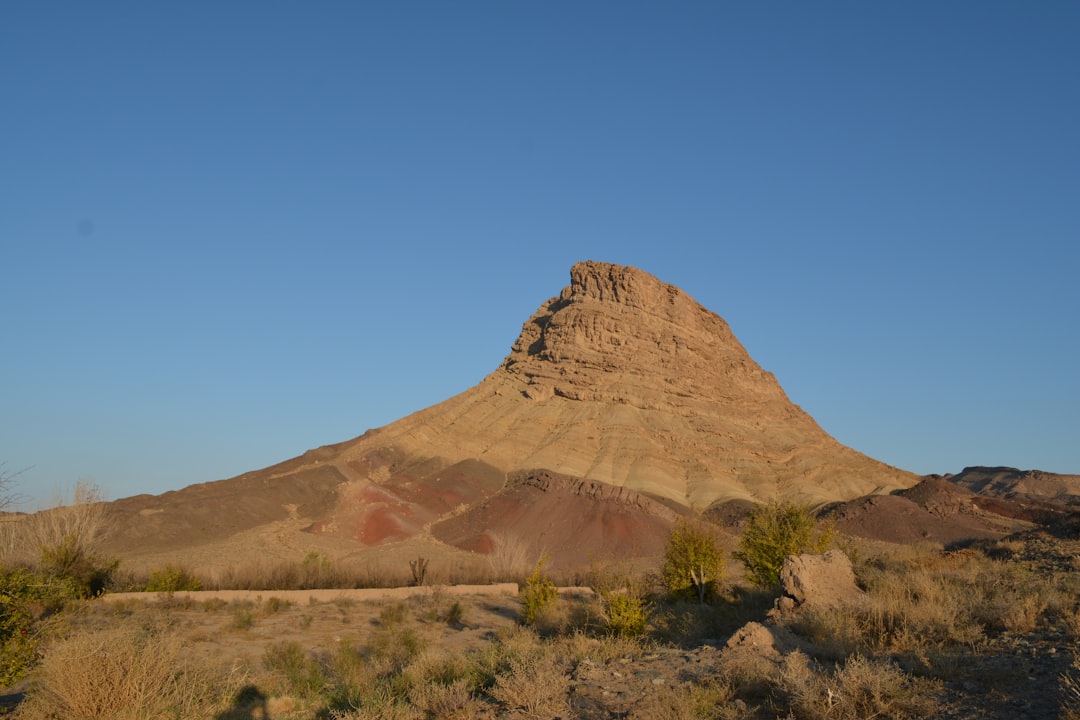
top-left (3, 2), bottom-right (1078, 507)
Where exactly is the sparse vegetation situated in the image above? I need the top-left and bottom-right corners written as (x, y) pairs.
top-left (489, 651), bottom-right (570, 717)
top-left (145, 563), bottom-right (202, 592)
top-left (232, 604), bottom-right (256, 630)
top-left (264, 640), bottom-right (328, 699)
top-left (733, 500), bottom-right (833, 588)
top-left (12, 621), bottom-right (240, 719)
top-left (775, 650), bottom-right (939, 720)
top-left (3, 515), bottom-right (1077, 718)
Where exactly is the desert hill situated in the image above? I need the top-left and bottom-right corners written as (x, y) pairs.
top-left (100, 261), bottom-right (918, 571)
top-left (945, 466), bottom-right (1080, 505)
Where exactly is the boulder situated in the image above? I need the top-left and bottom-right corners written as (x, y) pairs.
top-left (777, 549), bottom-right (865, 613)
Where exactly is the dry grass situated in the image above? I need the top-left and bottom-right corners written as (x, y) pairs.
top-left (189, 550), bottom-right (503, 591)
top-left (788, 542), bottom-right (1062, 667)
top-left (489, 651), bottom-right (570, 717)
top-left (775, 651), bottom-right (939, 720)
top-left (0, 481), bottom-right (108, 568)
top-left (487, 532), bottom-right (536, 582)
top-left (629, 678), bottom-right (741, 720)
top-left (13, 621), bottom-right (243, 719)
top-left (10, 528), bottom-right (1079, 719)
top-left (1061, 652), bottom-right (1080, 720)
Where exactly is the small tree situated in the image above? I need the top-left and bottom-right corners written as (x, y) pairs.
top-left (733, 500), bottom-right (834, 588)
top-left (661, 519), bottom-right (726, 603)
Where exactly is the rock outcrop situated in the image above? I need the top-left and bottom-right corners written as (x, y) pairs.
top-left (774, 550), bottom-right (866, 614)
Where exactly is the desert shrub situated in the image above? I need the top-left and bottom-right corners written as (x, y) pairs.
top-left (14, 622), bottom-right (238, 719)
top-left (1062, 602), bottom-right (1080, 640)
top-left (232, 605), bottom-right (255, 630)
top-left (300, 550), bottom-right (353, 588)
top-left (520, 557), bottom-right (558, 625)
top-left (733, 500), bottom-right (833, 588)
top-left (264, 595), bottom-right (291, 613)
top-left (370, 624), bottom-right (423, 674)
top-left (402, 651), bottom-right (479, 717)
top-left (466, 624), bottom-right (545, 692)
top-left (601, 588), bottom-right (651, 637)
top-left (1061, 652), bottom-right (1080, 720)
top-left (775, 651), bottom-right (938, 720)
top-left (630, 678), bottom-right (739, 720)
top-left (0, 564), bottom-right (88, 686)
top-left (6, 481), bottom-right (119, 598)
top-left (603, 593), bottom-right (650, 637)
top-left (790, 555), bottom-right (985, 660)
top-left (38, 532), bottom-right (118, 598)
top-left (662, 519), bottom-right (727, 602)
top-left (264, 640), bottom-right (329, 698)
top-left (422, 596), bottom-right (467, 627)
top-left (322, 641), bottom-right (369, 710)
top-left (0, 566), bottom-right (46, 686)
top-left (488, 651), bottom-right (569, 717)
top-left (325, 627), bottom-right (429, 716)
top-left (208, 552), bottom-right (364, 591)
top-left (408, 677), bottom-right (474, 718)
top-left (488, 532), bottom-right (533, 582)
top-left (145, 564), bottom-right (202, 592)
top-left (562, 628), bottom-right (650, 668)
top-left (379, 601), bottom-right (409, 627)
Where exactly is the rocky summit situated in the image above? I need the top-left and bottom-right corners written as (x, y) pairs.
top-left (101, 261), bottom-right (917, 569)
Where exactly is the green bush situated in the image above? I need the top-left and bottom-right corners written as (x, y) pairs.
top-left (146, 564), bottom-right (202, 592)
top-left (0, 565), bottom-right (85, 686)
top-left (520, 557), bottom-right (558, 625)
top-left (661, 519), bottom-right (726, 602)
top-left (0, 567), bottom-right (42, 686)
top-left (734, 500), bottom-right (834, 588)
top-left (602, 591), bottom-right (651, 637)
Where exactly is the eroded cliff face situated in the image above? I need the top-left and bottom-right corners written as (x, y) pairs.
top-left (504, 260), bottom-right (788, 409)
